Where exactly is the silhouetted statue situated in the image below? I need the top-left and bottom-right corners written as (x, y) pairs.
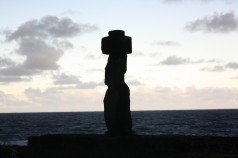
top-left (101, 30), bottom-right (133, 136)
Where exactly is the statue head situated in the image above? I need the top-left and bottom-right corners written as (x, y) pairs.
top-left (101, 30), bottom-right (132, 55)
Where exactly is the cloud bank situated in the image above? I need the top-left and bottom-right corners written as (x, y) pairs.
top-left (0, 86), bottom-right (238, 112)
top-left (23, 87), bottom-right (103, 111)
top-left (185, 11), bottom-right (238, 33)
top-left (202, 62), bottom-right (238, 72)
top-left (53, 73), bottom-right (103, 89)
top-left (132, 86), bottom-right (238, 110)
top-left (160, 55), bottom-right (219, 65)
top-left (0, 91), bottom-right (28, 107)
top-left (2, 85), bottom-right (237, 112)
top-left (0, 16), bottom-right (98, 83)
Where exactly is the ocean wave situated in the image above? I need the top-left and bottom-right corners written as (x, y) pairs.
top-left (0, 110), bottom-right (238, 146)
top-left (0, 140), bottom-right (27, 146)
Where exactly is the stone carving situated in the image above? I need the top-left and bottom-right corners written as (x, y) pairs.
top-left (101, 30), bottom-right (133, 136)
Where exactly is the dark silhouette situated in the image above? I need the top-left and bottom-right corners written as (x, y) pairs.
top-left (101, 30), bottom-right (133, 136)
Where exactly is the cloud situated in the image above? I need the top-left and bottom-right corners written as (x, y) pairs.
top-left (24, 88), bottom-right (64, 105)
top-left (133, 51), bottom-right (145, 56)
top-left (0, 38), bottom-right (64, 79)
top-left (53, 73), bottom-right (80, 85)
top-left (201, 65), bottom-right (225, 72)
top-left (0, 91), bottom-right (28, 107)
top-left (153, 40), bottom-right (181, 46)
top-left (202, 62), bottom-right (238, 72)
top-left (185, 11), bottom-right (238, 33)
top-left (226, 62), bottom-right (238, 69)
top-left (76, 81), bottom-right (103, 89)
top-left (88, 68), bottom-right (103, 72)
top-left (160, 55), bottom-right (207, 65)
top-left (207, 59), bottom-right (223, 63)
top-left (0, 16), bottom-right (98, 83)
top-left (84, 54), bottom-right (105, 60)
top-left (0, 57), bottom-right (15, 68)
top-left (53, 73), bottom-right (103, 89)
top-left (161, 56), bottom-right (190, 65)
top-left (24, 87), bottom-right (103, 111)
top-left (132, 86), bottom-right (238, 110)
top-left (85, 54), bottom-right (97, 59)
top-left (18, 38), bottom-right (63, 70)
top-left (160, 55), bottom-right (223, 66)
top-left (231, 76), bottom-right (238, 79)
top-left (0, 76), bottom-right (30, 84)
top-left (2, 84), bottom-right (238, 112)
top-left (53, 73), bottom-right (142, 89)
top-left (127, 80), bottom-right (143, 86)
top-left (2, 87), bottom-right (102, 112)
top-left (60, 9), bottom-right (78, 16)
top-left (6, 16), bottom-right (97, 40)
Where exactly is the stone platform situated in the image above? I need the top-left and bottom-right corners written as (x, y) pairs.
top-left (24, 134), bottom-right (238, 158)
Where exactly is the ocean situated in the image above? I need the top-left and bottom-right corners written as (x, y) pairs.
top-left (0, 110), bottom-right (238, 146)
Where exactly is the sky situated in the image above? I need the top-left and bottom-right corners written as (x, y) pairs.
top-left (0, 0), bottom-right (238, 113)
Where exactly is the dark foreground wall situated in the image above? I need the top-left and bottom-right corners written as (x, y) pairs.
top-left (26, 134), bottom-right (238, 158)
top-left (1, 134), bottom-right (238, 158)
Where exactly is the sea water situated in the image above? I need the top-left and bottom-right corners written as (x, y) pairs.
top-left (0, 110), bottom-right (238, 146)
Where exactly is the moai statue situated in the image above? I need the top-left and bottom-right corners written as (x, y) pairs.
top-left (101, 30), bottom-right (133, 136)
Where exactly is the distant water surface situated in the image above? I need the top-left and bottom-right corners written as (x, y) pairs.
top-left (0, 110), bottom-right (238, 146)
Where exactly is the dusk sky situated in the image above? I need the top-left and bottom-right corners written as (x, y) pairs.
top-left (0, 0), bottom-right (238, 112)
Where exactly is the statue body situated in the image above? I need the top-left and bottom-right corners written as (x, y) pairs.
top-left (101, 30), bottom-right (133, 136)
top-left (104, 54), bottom-right (132, 135)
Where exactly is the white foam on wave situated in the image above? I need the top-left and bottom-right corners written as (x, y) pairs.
top-left (0, 140), bottom-right (28, 146)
